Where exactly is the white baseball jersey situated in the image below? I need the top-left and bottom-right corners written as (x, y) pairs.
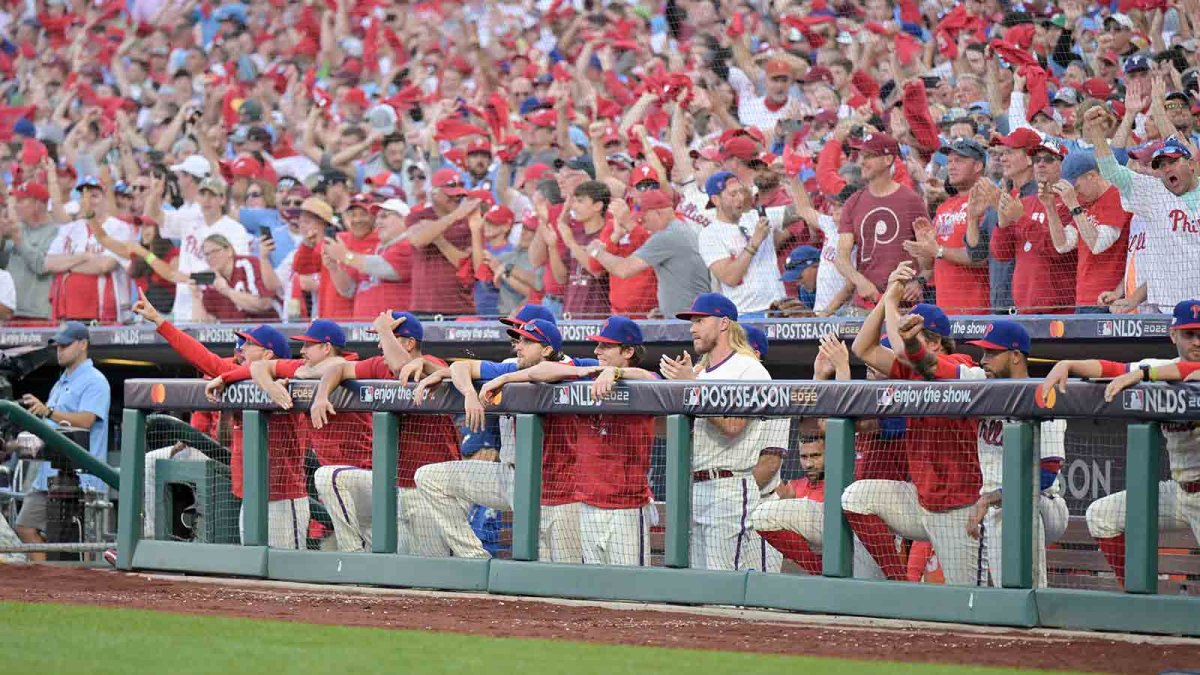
top-left (160, 205), bottom-right (251, 321)
top-left (698, 210), bottom-right (788, 314)
top-left (677, 182), bottom-right (716, 235)
top-left (814, 214), bottom-right (851, 313)
top-left (976, 417), bottom-right (1066, 494)
top-left (48, 217), bottom-right (136, 319)
top-left (692, 352), bottom-right (787, 472)
top-left (1126, 357), bottom-right (1200, 483)
top-left (727, 67), bottom-right (795, 134)
top-left (1098, 154), bottom-right (1200, 309)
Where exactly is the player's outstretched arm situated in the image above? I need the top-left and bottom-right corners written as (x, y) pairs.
top-left (311, 362), bottom-right (358, 429)
top-left (851, 271), bottom-right (900, 375)
top-left (250, 359), bottom-right (292, 410)
top-left (449, 360), bottom-right (489, 431)
top-left (1104, 361), bottom-right (1200, 401)
top-left (1042, 359), bottom-right (1107, 393)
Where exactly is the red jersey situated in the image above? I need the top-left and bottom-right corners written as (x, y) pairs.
top-left (405, 207), bottom-right (474, 314)
top-left (890, 353), bottom-right (982, 511)
top-left (541, 415), bottom-right (579, 506)
top-left (855, 427), bottom-right (909, 481)
top-left (1075, 186), bottom-right (1131, 307)
top-left (990, 196), bottom-right (1076, 314)
top-left (786, 477), bottom-right (825, 502)
top-left (932, 194), bottom-right (990, 314)
top-left (156, 322), bottom-right (306, 500)
top-left (352, 238), bottom-right (411, 319)
top-left (200, 255), bottom-right (277, 322)
top-left (588, 221), bottom-right (656, 318)
top-left (572, 413), bottom-right (655, 509)
top-left (294, 230), bottom-right (381, 320)
top-left (837, 183), bottom-right (926, 299)
top-left (353, 356), bottom-right (460, 488)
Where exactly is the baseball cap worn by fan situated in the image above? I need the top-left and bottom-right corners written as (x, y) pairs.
top-left (235, 325), bottom-right (292, 359)
top-left (48, 321), bottom-right (89, 346)
top-left (677, 292), bottom-right (739, 321)
top-left (782, 245), bottom-right (821, 282)
top-left (1172, 300), bottom-right (1200, 330)
top-left (588, 316), bottom-right (644, 345)
top-left (13, 182), bottom-right (50, 202)
top-left (169, 154), bottom-right (212, 179)
top-left (719, 136), bottom-right (760, 162)
top-left (1151, 137), bottom-right (1193, 168)
top-left (637, 189), bottom-right (674, 211)
top-left (909, 303), bottom-right (951, 338)
top-left (378, 198), bottom-right (410, 217)
top-left (507, 319), bottom-right (563, 352)
top-left (703, 171), bottom-right (738, 208)
top-left (300, 197), bottom-right (335, 223)
top-left (993, 127), bottom-right (1043, 150)
top-left (292, 319), bottom-right (347, 348)
top-left (1123, 54), bottom-right (1151, 74)
top-left (501, 304), bottom-right (557, 328)
top-left (1061, 150), bottom-right (1098, 184)
top-left (856, 132), bottom-right (900, 157)
top-left (941, 138), bottom-right (988, 163)
top-left (967, 320), bottom-right (1031, 355)
top-left (744, 325), bottom-right (769, 359)
top-left (198, 176), bottom-right (227, 197)
top-left (432, 168), bottom-right (468, 196)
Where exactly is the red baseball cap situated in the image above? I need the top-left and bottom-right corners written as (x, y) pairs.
top-left (519, 162), bottom-right (552, 187)
top-left (465, 138), bottom-right (493, 155)
top-left (526, 109), bottom-right (557, 128)
top-left (431, 168), bottom-right (467, 196)
top-left (628, 164), bottom-right (660, 187)
top-left (765, 59), bottom-right (791, 79)
top-left (855, 132), bottom-right (900, 157)
top-left (1080, 78), bottom-right (1112, 100)
top-left (12, 182), bottom-right (49, 202)
top-left (341, 87), bottom-right (368, 108)
top-left (346, 192), bottom-right (377, 212)
top-left (802, 65), bottom-right (834, 85)
top-left (229, 155), bottom-right (263, 179)
top-left (484, 204), bottom-right (514, 226)
top-left (636, 188), bottom-right (674, 211)
top-left (719, 136), bottom-right (760, 162)
top-left (993, 127), bottom-right (1043, 150)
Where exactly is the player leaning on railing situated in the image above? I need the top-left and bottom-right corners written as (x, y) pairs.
top-left (844, 261), bottom-right (986, 585)
top-left (1043, 299), bottom-right (1200, 587)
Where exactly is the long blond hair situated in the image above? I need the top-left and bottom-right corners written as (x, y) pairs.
top-left (697, 319), bottom-right (758, 369)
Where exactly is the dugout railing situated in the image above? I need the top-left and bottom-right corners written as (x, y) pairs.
top-left (115, 378), bottom-right (1200, 637)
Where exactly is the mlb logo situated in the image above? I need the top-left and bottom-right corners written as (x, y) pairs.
top-left (360, 386), bottom-right (374, 403)
top-left (765, 325), bottom-right (776, 339)
top-left (683, 387), bottom-right (701, 406)
top-left (1123, 390), bottom-right (1145, 411)
top-left (877, 386), bottom-right (895, 407)
top-left (555, 386), bottom-right (572, 405)
top-left (1098, 321), bottom-right (1115, 337)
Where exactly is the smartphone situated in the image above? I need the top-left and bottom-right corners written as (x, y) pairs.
top-left (260, 225), bottom-right (274, 241)
top-left (190, 271), bottom-right (216, 285)
top-left (324, 224), bottom-right (339, 240)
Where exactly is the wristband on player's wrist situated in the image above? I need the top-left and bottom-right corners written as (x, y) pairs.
top-left (906, 344), bottom-right (928, 363)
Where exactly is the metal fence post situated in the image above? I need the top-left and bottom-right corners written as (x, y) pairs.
top-left (1001, 421), bottom-right (1034, 589)
top-left (664, 414), bottom-right (692, 569)
top-left (1125, 422), bottom-right (1161, 594)
top-left (511, 414), bottom-right (544, 562)
top-left (371, 412), bottom-right (399, 554)
top-left (115, 408), bottom-right (146, 570)
top-left (241, 410), bottom-right (269, 547)
top-left (822, 418), bottom-right (855, 578)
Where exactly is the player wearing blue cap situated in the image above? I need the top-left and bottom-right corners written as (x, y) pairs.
top-left (846, 262), bottom-right (988, 585)
top-left (1045, 299), bottom-right (1200, 588)
top-left (964, 320), bottom-right (1068, 588)
top-left (412, 318), bottom-right (584, 562)
top-left (127, 290), bottom-right (309, 550)
top-left (303, 311), bottom-right (460, 554)
top-left (479, 316), bottom-right (660, 566)
top-left (665, 292), bottom-right (789, 571)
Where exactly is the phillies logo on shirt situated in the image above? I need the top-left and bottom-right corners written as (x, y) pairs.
top-left (854, 206), bottom-right (902, 264)
top-left (1168, 209), bottom-right (1200, 233)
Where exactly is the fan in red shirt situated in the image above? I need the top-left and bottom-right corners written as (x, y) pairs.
top-left (846, 262), bottom-right (985, 585)
top-left (129, 291), bottom-right (309, 549)
top-left (302, 311), bottom-right (460, 553)
top-left (478, 315), bottom-right (660, 566)
top-left (206, 319), bottom-right (373, 471)
top-left (586, 189), bottom-right (657, 318)
top-left (542, 180), bottom-right (613, 318)
top-left (196, 233), bottom-right (277, 322)
top-left (335, 198), bottom-right (413, 318)
top-left (991, 137), bottom-right (1077, 314)
top-left (292, 196), bottom-right (380, 320)
top-left (402, 169), bottom-right (480, 316)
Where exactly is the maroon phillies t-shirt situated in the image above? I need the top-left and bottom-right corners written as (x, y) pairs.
top-left (563, 221), bottom-right (611, 318)
top-left (405, 206), bottom-right (475, 314)
top-left (837, 184), bottom-right (928, 294)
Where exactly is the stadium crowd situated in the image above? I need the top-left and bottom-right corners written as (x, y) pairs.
top-left (0, 0), bottom-right (1197, 324)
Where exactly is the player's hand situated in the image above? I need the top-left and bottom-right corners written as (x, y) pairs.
top-left (395, 357), bottom-right (427, 385)
top-left (204, 377), bottom-right (226, 403)
top-left (659, 351), bottom-right (695, 380)
top-left (264, 378), bottom-right (293, 410)
top-left (478, 376), bottom-right (507, 404)
top-left (966, 498), bottom-right (990, 540)
top-left (1042, 362), bottom-right (1071, 394)
top-left (310, 395), bottom-right (336, 429)
top-left (590, 367), bottom-right (617, 398)
top-left (373, 310), bottom-right (405, 335)
top-left (898, 313), bottom-right (925, 343)
top-left (1097, 290), bottom-right (1120, 306)
top-left (131, 288), bottom-right (164, 326)
top-left (464, 394), bottom-right (486, 432)
top-left (1104, 370), bottom-right (1144, 402)
top-left (413, 370), bottom-right (445, 404)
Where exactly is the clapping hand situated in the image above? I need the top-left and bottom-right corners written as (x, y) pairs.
top-left (659, 351), bottom-right (696, 380)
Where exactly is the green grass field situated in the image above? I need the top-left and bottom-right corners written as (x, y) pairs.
top-left (1, 601), bottom-right (1074, 674)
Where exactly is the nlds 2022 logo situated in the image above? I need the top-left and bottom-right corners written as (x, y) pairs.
top-left (682, 384), bottom-right (817, 408)
top-left (553, 384), bottom-right (630, 407)
top-left (1096, 319), bottom-right (1169, 338)
top-left (1121, 388), bottom-right (1200, 414)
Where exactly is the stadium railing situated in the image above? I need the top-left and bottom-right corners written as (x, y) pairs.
top-left (114, 378), bottom-right (1200, 636)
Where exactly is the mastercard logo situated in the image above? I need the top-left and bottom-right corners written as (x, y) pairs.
top-left (1033, 384), bottom-right (1057, 409)
top-left (1048, 320), bottom-right (1065, 338)
top-left (150, 383), bottom-right (167, 404)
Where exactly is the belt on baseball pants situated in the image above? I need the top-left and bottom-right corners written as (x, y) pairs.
top-left (1180, 480), bottom-right (1200, 494)
top-left (692, 469), bottom-right (736, 483)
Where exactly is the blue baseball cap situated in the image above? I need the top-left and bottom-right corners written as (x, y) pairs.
top-left (48, 321), bottom-right (89, 346)
top-left (75, 175), bottom-right (104, 191)
top-left (967, 320), bottom-right (1030, 355)
top-left (745, 325), bottom-right (768, 359)
top-left (370, 311), bottom-right (423, 341)
top-left (292, 319), bottom-right (347, 348)
top-left (236, 325), bottom-right (292, 359)
top-left (501, 303), bottom-right (557, 328)
top-left (703, 171), bottom-right (738, 208)
top-left (1061, 150), bottom-right (1098, 184)
top-left (506, 319), bottom-right (563, 352)
top-left (1151, 136), bottom-right (1193, 168)
top-left (910, 303), bottom-right (951, 338)
top-left (1172, 300), bottom-right (1200, 330)
top-left (782, 245), bottom-right (821, 282)
top-left (677, 292), bottom-right (739, 321)
top-left (588, 315), bottom-right (643, 345)
top-left (1123, 54), bottom-right (1151, 74)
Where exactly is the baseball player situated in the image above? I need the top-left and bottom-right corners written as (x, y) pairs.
top-left (411, 318), bottom-right (583, 562)
top-left (964, 320), bottom-right (1068, 587)
top-left (1045, 299), bottom-right (1200, 587)
top-left (306, 311), bottom-right (460, 554)
top-left (845, 262), bottom-right (986, 585)
top-left (479, 316), bottom-right (659, 566)
top-left (662, 293), bottom-right (789, 571)
top-left (129, 291), bottom-right (309, 549)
